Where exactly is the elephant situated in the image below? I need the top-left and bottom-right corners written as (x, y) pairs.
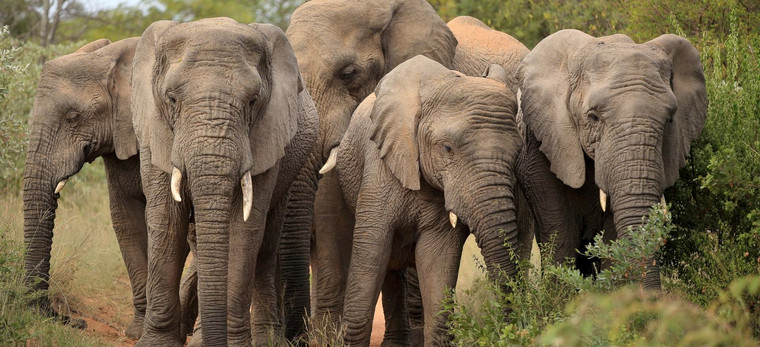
top-left (320, 55), bottom-right (523, 346)
top-left (284, 0), bottom-right (458, 342)
top-left (130, 18), bottom-right (318, 346)
top-left (22, 37), bottom-right (151, 339)
top-left (515, 30), bottom-right (707, 288)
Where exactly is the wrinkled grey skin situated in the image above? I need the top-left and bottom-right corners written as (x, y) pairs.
top-left (330, 56), bottom-right (522, 346)
top-left (22, 37), bottom-right (150, 339)
top-left (285, 0), bottom-right (457, 342)
top-left (446, 15), bottom-right (536, 262)
top-left (516, 30), bottom-right (707, 288)
top-left (131, 18), bottom-right (317, 346)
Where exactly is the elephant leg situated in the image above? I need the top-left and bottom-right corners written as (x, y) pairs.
top-left (415, 217), bottom-right (467, 346)
top-left (226, 171), bottom-right (278, 345)
top-left (380, 269), bottom-right (410, 347)
top-left (178, 251), bottom-right (198, 340)
top-left (405, 267), bottom-right (424, 347)
top-left (312, 171), bottom-right (355, 327)
top-left (136, 166), bottom-right (190, 347)
top-left (517, 132), bottom-right (579, 263)
top-left (103, 154), bottom-right (149, 340)
top-left (251, 196), bottom-right (289, 346)
top-left (343, 207), bottom-right (393, 346)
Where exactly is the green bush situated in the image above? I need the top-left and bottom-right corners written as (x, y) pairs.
top-left (445, 205), bottom-right (672, 346)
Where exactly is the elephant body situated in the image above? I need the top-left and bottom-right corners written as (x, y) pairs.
top-left (284, 0), bottom-right (458, 342)
top-left (22, 37), bottom-right (151, 339)
top-left (515, 30), bottom-right (707, 286)
top-left (130, 18), bottom-right (318, 346)
top-left (325, 56), bottom-right (523, 346)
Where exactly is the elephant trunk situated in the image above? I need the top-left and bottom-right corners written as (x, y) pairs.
top-left (22, 154), bottom-right (58, 298)
top-left (186, 155), bottom-right (236, 346)
top-left (461, 167), bottom-right (519, 285)
top-left (606, 136), bottom-right (664, 289)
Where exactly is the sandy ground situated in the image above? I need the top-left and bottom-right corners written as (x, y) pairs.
top-left (370, 294), bottom-right (385, 347)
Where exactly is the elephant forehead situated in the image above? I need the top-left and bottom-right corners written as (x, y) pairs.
top-left (160, 20), bottom-right (264, 58)
top-left (576, 43), bottom-right (669, 80)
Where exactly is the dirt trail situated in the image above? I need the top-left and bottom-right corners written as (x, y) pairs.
top-left (370, 294), bottom-right (385, 347)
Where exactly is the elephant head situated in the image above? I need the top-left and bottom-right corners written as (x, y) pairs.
top-left (131, 18), bottom-right (301, 344)
top-left (287, 0), bottom-right (457, 161)
top-left (517, 29), bottom-right (707, 243)
top-left (369, 56), bottom-right (523, 280)
top-left (23, 37), bottom-right (138, 313)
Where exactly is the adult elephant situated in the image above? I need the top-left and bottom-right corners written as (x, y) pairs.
top-left (322, 56), bottom-right (522, 346)
top-left (131, 18), bottom-right (317, 346)
top-left (516, 30), bottom-right (707, 288)
top-left (283, 0), bottom-right (457, 341)
top-left (22, 37), bottom-right (150, 339)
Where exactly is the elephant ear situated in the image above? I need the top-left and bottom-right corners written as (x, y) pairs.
top-left (516, 29), bottom-right (594, 188)
top-left (76, 38), bottom-right (111, 53)
top-left (369, 55), bottom-right (451, 190)
top-left (97, 37), bottom-right (140, 160)
top-left (249, 23), bottom-right (302, 175)
top-left (131, 20), bottom-right (178, 174)
top-left (646, 34), bottom-right (707, 187)
top-left (381, 0), bottom-right (457, 72)
top-left (482, 64), bottom-right (509, 86)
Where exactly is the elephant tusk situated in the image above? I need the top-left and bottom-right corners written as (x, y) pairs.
top-left (319, 148), bottom-right (339, 175)
top-left (661, 195), bottom-right (667, 214)
top-left (449, 211), bottom-right (458, 228)
top-left (54, 179), bottom-right (67, 194)
top-left (242, 171), bottom-right (253, 222)
top-left (600, 189), bottom-right (608, 212)
top-left (171, 167), bottom-right (183, 202)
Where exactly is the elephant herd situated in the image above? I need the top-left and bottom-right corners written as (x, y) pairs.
top-left (21, 0), bottom-right (707, 346)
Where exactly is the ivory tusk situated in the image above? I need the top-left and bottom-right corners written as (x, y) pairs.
top-left (171, 167), bottom-right (182, 202)
top-left (54, 179), bottom-right (67, 194)
top-left (449, 211), bottom-right (458, 228)
top-left (600, 189), bottom-right (608, 212)
top-left (661, 195), bottom-right (667, 214)
top-left (319, 148), bottom-right (339, 175)
top-left (242, 171), bottom-right (253, 222)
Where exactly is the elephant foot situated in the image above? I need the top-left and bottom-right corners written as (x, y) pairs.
top-left (124, 315), bottom-right (145, 340)
top-left (187, 328), bottom-right (203, 347)
top-left (32, 297), bottom-right (87, 330)
top-left (135, 333), bottom-right (183, 347)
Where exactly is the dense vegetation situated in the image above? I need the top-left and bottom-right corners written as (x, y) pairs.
top-left (1, 0), bottom-right (758, 345)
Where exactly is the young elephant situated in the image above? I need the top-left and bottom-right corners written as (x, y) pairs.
top-left (22, 37), bottom-right (149, 338)
top-left (516, 30), bottom-right (707, 287)
top-left (131, 18), bottom-right (317, 346)
top-left (322, 56), bottom-right (522, 346)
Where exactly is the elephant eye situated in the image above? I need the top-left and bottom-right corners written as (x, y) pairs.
top-left (587, 111), bottom-right (599, 122)
top-left (249, 96), bottom-right (258, 109)
top-left (443, 145), bottom-right (452, 153)
top-left (65, 110), bottom-right (81, 123)
top-left (166, 91), bottom-right (177, 105)
top-left (340, 66), bottom-right (358, 83)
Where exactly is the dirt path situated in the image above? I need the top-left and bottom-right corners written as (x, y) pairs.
top-left (370, 294), bottom-right (385, 347)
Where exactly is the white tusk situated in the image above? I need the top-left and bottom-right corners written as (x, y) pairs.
top-left (54, 179), bottom-right (67, 194)
top-left (600, 189), bottom-right (608, 212)
top-left (319, 148), bottom-right (339, 175)
top-left (661, 195), bottom-right (667, 214)
top-left (242, 171), bottom-right (253, 222)
top-left (171, 167), bottom-right (182, 202)
top-left (449, 211), bottom-right (458, 228)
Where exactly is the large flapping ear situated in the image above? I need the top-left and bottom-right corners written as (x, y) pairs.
top-left (369, 55), bottom-right (450, 190)
top-left (131, 20), bottom-right (178, 174)
top-left (248, 23), bottom-right (302, 175)
top-left (381, 0), bottom-right (457, 72)
top-left (97, 37), bottom-right (140, 160)
top-left (76, 38), bottom-right (111, 53)
top-left (646, 34), bottom-right (707, 188)
top-left (516, 29), bottom-right (595, 188)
